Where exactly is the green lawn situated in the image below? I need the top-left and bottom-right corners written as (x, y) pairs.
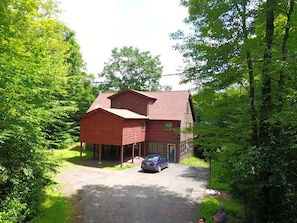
top-left (180, 155), bottom-right (209, 168)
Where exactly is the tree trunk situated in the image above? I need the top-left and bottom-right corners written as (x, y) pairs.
top-left (257, 0), bottom-right (275, 222)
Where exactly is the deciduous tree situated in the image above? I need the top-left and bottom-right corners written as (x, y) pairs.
top-left (173, 0), bottom-right (297, 221)
top-left (0, 0), bottom-right (96, 221)
top-left (98, 46), bottom-right (163, 91)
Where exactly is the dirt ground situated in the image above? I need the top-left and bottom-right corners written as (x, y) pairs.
top-left (58, 158), bottom-right (209, 223)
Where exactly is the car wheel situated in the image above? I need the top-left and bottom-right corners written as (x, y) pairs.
top-left (158, 165), bottom-right (161, 172)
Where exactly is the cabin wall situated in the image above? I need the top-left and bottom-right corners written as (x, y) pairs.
top-left (110, 92), bottom-right (149, 116)
top-left (80, 110), bottom-right (123, 145)
top-left (122, 119), bottom-right (146, 145)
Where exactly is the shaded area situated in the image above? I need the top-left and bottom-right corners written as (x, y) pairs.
top-left (76, 184), bottom-right (199, 223)
top-left (64, 146), bottom-right (142, 168)
top-left (178, 166), bottom-right (209, 182)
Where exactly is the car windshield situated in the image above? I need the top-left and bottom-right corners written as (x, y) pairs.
top-left (146, 156), bottom-right (159, 161)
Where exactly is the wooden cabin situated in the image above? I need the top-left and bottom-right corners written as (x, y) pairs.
top-left (79, 89), bottom-right (196, 165)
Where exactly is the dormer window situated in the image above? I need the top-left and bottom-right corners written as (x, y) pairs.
top-left (165, 123), bottom-right (172, 130)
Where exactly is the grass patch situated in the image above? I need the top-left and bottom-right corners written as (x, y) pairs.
top-left (47, 143), bottom-right (93, 168)
top-left (198, 195), bottom-right (244, 223)
top-left (198, 160), bottom-right (243, 222)
top-left (31, 144), bottom-right (88, 223)
top-left (180, 155), bottom-right (209, 168)
top-left (30, 186), bottom-right (72, 223)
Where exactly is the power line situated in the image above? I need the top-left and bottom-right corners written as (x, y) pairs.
top-left (91, 53), bottom-right (297, 84)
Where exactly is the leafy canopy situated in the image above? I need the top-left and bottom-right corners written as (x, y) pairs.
top-left (98, 46), bottom-right (164, 91)
top-left (173, 0), bottom-right (297, 222)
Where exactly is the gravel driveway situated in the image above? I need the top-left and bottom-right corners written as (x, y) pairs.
top-left (58, 158), bottom-right (209, 223)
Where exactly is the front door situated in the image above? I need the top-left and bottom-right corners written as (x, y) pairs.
top-left (167, 144), bottom-right (176, 162)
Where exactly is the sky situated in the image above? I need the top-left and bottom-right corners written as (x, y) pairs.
top-left (58, 0), bottom-right (193, 90)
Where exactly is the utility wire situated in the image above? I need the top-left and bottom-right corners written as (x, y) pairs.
top-left (91, 53), bottom-right (297, 84)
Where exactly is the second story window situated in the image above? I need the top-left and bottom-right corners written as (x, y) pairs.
top-left (165, 123), bottom-right (172, 130)
top-left (141, 121), bottom-right (146, 131)
top-left (186, 102), bottom-right (189, 114)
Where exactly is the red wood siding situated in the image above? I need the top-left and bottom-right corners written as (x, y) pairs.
top-left (146, 120), bottom-right (180, 143)
top-left (111, 92), bottom-right (149, 116)
top-left (122, 120), bottom-right (146, 145)
top-left (80, 110), bottom-right (123, 145)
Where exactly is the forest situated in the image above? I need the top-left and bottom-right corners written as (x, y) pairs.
top-left (1, 0), bottom-right (297, 222)
top-left (0, 0), bottom-right (97, 221)
top-left (172, 0), bottom-right (297, 222)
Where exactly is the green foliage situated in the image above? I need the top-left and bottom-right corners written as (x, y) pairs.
top-left (30, 187), bottom-right (72, 223)
top-left (181, 156), bottom-right (243, 222)
top-left (174, 0), bottom-right (297, 222)
top-left (198, 196), bottom-right (244, 223)
top-left (192, 87), bottom-right (251, 152)
top-left (180, 155), bottom-right (209, 168)
top-left (209, 161), bottom-right (229, 191)
top-left (0, 0), bottom-right (97, 221)
top-left (98, 46), bottom-right (164, 91)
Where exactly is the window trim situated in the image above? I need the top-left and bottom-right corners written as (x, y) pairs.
top-left (165, 122), bottom-right (172, 130)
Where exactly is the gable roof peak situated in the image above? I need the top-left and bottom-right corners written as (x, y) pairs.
top-left (107, 88), bottom-right (157, 100)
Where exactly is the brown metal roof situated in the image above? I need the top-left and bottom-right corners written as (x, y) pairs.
top-left (145, 91), bottom-right (191, 120)
top-left (87, 92), bottom-right (113, 112)
top-left (86, 90), bottom-right (193, 121)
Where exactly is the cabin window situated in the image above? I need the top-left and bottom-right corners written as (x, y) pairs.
top-left (186, 102), bottom-right (189, 114)
top-left (165, 123), bottom-right (172, 130)
top-left (141, 121), bottom-right (146, 131)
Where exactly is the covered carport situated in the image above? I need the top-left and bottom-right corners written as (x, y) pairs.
top-left (79, 107), bottom-right (148, 166)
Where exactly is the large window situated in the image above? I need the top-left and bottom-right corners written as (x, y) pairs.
top-left (148, 142), bottom-right (163, 154)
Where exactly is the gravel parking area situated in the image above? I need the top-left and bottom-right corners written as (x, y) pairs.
top-left (58, 158), bottom-right (209, 223)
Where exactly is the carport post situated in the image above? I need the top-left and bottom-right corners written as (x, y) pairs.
top-left (138, 143), bottom-right (141, 158)
top-left (120, 145), bottom-right (124, 167)
top-left (132, 143), bottom-right (135, 163)
top-left (80, 142), bottom-right (83, 161)
top-left (98, 144), bottom-right (102, 164)
top-left (93, 144), bottom-right (96, 159)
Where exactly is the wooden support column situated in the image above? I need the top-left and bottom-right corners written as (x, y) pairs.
top-left (144, 142), bottom-right (147, 156)
top-left (116, 146), bottom-right (119, 159)
top-left (132, 143), bottom-right (135, 163)
top-left (138, 143), bottom-right (141, 158)
top-left (80, 142), bottom-right (83, 161)
top-left (93, 144), bottom-right (96, 159)
top-left (98, 144), bottom-right (102, 164)
top-left (120, 145), bottom-right (124, 167)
